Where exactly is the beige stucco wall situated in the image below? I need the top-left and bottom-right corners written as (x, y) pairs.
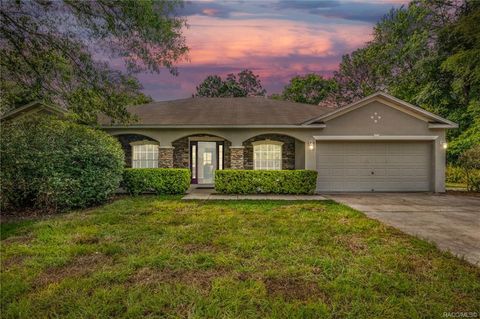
top-left (103, 100), bottom-right (448, 192)
top-left (295, 139), bottom-right (305, 169)
top-left (321, 101), bottom-right (434, 136)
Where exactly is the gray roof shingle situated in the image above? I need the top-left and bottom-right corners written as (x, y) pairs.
top-left (99, 97), bottom-right (333, 126)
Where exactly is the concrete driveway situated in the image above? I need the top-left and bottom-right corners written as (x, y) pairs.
top-left (326, 193), bottom-right (480, 265)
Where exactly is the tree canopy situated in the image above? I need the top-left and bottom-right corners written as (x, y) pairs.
top-left (195, 69), bottom-right (266, 97)
top-left (0, 0), bottom-right (188, 123)
top-left (280, 74), bottom-right (337, 105)
top-left (328, 0), bottom-right (479, 160)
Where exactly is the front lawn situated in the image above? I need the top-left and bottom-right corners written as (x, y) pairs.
top-left (1, 197), bottom-right (479, 318)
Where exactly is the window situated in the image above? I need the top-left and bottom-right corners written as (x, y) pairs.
top-left (218, 144), bottom-right (223, 170)
top-left (253, 142), bottom-right (282, 170)
top-left (203, 152), bottom-right (212, 165)
top-left (191, 144), bottom-right (197, 179)
top-left (132, 143), bottom-right (158, 168)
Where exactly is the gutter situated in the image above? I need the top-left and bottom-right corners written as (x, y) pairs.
top-left (101, 124), bottom-right (326, 129)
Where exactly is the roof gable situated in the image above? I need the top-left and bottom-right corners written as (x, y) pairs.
top-left (0, 101), bottom-right (67, 121)
top-left (303, 92), bottom-right (458, 128)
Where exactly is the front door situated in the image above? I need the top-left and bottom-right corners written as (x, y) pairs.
top-left (190, 141), bottom-right (224, 184)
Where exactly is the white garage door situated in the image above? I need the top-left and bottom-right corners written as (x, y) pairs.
top-left (316, 141), bottom-right (433, 192)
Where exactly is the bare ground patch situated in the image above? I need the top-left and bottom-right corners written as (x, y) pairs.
top-left (2, 255), bottom-right (27, 269)
top-left (264, 277), bottom-right (329, 302)
top-left (128, 267), bottom-right (230, 292)
top-left (71, 233), bottom-right (101, 245)
top-left (34, 253), bottom-right (113, 288)
top-left (2, 235), bottom-right (35, 245)
top-left (334, 235), bottom-right (368, 254)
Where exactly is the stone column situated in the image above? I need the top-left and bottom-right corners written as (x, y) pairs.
top-left (230, 146), bottom-right (245, 169)
top-left (158, 146), bottom-right (174, 168)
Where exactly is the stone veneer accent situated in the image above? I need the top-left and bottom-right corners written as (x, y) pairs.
top-left (158, 147), bottom-right (174, 168)
top-left (243, 134), bottom-right (296, 170)
top-left (230, 147), bottom-right (245, 169)
top-left (172, 136), bottom-right (189, 168)
top-left (172, 135), bottom-right (231, 169)
top-left (115, 134), bottom-right (158, 168)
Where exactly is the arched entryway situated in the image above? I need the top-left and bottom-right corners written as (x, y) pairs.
top-left (172, 134), bottom-right (232, 184)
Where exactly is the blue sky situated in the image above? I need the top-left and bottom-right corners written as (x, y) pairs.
top-left (136, 0), bottom-right (407, 100)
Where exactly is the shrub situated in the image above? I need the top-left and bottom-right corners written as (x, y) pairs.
top-left (446, 165), bottom-right (466, 183)
top-left (459, 145), bottom-right (480, 192)
top-left (122, 168), bottom-right (190, 195)
top-left (0, 116), bottom-right (124, 212)
top-left (215, 170), bottom-right (318, 194)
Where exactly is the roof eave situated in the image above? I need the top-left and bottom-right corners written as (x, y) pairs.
top-left (428, 123), bottom-right (458, 129)
top-left (101, 124), bottom-right (326, 129)
top-left (0, 101), bottom-right (67, 121)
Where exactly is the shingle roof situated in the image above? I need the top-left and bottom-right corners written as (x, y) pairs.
top-left (99, 97), bottom-right (334, 126)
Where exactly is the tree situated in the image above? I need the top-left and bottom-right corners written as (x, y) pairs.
top-left (439, 1), bottom-right (480, 156)
top-left (458, 144), bottom-right (480, 192)
top-left (332, 47), bottom-right (384, 106)
top-left (280, 74), bottom-right (337, 105)
top-left (329, 0), bottom-right (479, 161)
top-left (195, 69), bottom-right (266, 97)
top-left (0, 0), bottom-right (188, 123)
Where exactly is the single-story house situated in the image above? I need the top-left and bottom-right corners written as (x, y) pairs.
top-left (99, 92), bottom-right (457, 193)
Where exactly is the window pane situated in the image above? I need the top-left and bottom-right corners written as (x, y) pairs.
top-left (218, 144), bottom-right (223, 170)
top-left (132, 144), bottom-right (158, 168)
top-left (253, 143), bottom-right (282, 170)
top-left (192, 145), bottom-right (196, 179)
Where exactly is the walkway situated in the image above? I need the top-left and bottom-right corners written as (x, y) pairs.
top-left (182, 187), bottom-right (326, 200)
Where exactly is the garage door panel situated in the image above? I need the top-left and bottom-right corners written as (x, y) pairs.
top-left (344, 155), bottom-right (386, 164)
top-left (316, 141), bottom-right (432, 192)
top-left (317, 155), bottom-right (345, 163)
top-left (344, 168), bottom-right (373, 176)
top-left (385, 168), bottom-right (429, 176)
top-left (387, 143), bottom-right (427, 154)
top-left (387, 154), bottom-right (426, 164)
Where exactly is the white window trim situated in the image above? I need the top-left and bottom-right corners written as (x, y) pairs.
top-left (130, 141), bottom-right (159, 168)
top-left (130, 140), bottom-right (159, 146)
top-left (253, 140), bottom-right (283, 170)
top-left (252, 139), bottom-right (284, 147)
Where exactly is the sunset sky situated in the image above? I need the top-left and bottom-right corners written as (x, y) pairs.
top-left (137, 0), bottom-right (408, 100)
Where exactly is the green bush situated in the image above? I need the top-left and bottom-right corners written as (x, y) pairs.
top-left (122, 168), bottom-right (190, 195)
top-left (446, 165), bottom-right (466, 183)
top-left (0, 115), bottom-right (124, 212)
top-left (215, 170), bottom-right (318, 194)
top-left (459, 145), bottom-right (480, 192)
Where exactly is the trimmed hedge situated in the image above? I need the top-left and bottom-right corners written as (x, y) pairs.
top-left (215, 170), bottom-right (318, 194)
top-left (123, 168), bottom-right (190, 195)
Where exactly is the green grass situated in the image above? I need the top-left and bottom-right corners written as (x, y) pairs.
top-left (1, 196), bottom-right (479, 318)
top-left (446, 182), bottom-right (468, 189)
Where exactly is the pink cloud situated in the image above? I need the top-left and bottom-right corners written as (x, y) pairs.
top-left (201, 8), bottom-right (219, 16)
top-left (123, 2), bottom-right (398, 100)
top-left (182, 16), bottom-right (373, 67)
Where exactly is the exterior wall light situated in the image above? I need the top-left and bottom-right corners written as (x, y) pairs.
top-left (442, 142), bottom-right (448, 150)
top-left (308, 140), bottom-right (315, 151)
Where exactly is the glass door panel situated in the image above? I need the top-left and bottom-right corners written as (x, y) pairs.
top-left (197, 142), bottom-right (217, 184)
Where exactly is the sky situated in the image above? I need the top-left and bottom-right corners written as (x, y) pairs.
top-left (137, 0), bottom-right (408, 101)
